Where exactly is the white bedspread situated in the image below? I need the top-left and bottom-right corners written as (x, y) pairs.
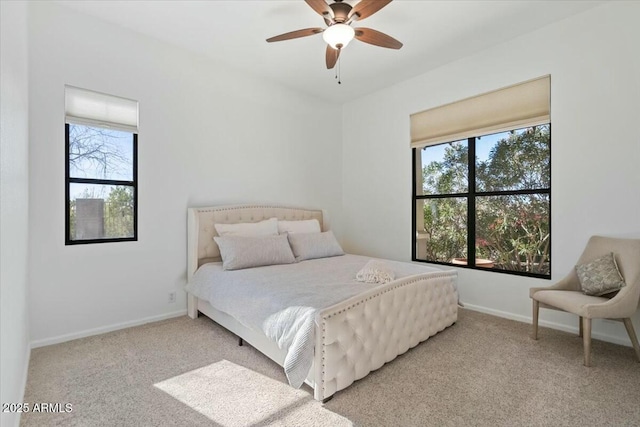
top-left (186, 254), bottom-right (448, 388)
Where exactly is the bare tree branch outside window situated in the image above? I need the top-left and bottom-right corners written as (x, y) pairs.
top-left (68, 125), bottom-right (132, 181)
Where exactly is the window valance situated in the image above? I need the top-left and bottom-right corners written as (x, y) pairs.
top-left (410, 75), bottom-right (550, 148)
top-left (65, 85), bottom-right (138, 133)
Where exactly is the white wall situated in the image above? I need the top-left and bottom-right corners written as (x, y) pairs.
top-left (1, 2), bottom-right (31, 426)
top-left (28, 2), bottom-right (342, 345)
top-left (342, 2), bottom-right (640, 345)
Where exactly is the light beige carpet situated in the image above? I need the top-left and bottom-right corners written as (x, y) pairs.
top-left (21, 309), bottom-right (640, 426)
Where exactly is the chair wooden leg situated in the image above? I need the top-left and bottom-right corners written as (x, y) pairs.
top-left (583, 317), bottom-right (592, 367)
top-left (532, 299), bottom-right (539, 340)
top-left (622, 318), bottom-right (640, 363)
top-left (579, 316), bottom-right (583, 337)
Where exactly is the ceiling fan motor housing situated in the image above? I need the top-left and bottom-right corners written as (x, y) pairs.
top-left (330, 2), bottom-right (353, 23)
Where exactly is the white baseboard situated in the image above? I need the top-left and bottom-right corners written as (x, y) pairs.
top-left (30, 310), bottom-right (187, 349)
top-left (461, 302), bottom-right (633, 347)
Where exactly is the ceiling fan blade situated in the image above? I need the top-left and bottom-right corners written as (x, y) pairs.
top-left (266, 28), bottom-right (324, 43)
top-left (305, 0), bottom-right (333, 18)
top-left (326, 45), bottom-right (340, 69)
top-left (349, 0), bottom-right (392, 21)
top-left (354, 27), bottom-right (402, 49)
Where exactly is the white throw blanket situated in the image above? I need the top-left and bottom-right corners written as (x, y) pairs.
top-left (356, 260), bottom-right (396, 284)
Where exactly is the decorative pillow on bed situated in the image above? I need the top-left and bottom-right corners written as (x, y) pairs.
top-left (277, 219), bottom-right (321, 235)
top-left (214, 234), bottom-right (295, 270)
top-left (287, 231), bottom-right (344, 261)
top-left (214, 217), bottom-right (278, 237)
top-left (575, 252), bottom-right (625, 296)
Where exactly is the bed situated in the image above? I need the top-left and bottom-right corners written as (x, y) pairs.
top-left (186, 204), bottom-right (458, 402)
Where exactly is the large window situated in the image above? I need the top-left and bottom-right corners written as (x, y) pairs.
top-left (413, 126), bottom-right (550, 277)
top-left (65, 86), bottom-right (138, 244)
top-left (410, 76), bottom-right (551, 278)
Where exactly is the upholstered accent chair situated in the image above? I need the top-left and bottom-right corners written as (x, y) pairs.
top-left (530, 236), bottom-right (640, 366)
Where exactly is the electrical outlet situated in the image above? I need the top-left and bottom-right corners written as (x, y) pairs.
top-left (168, 291), bottom-right (176, 304)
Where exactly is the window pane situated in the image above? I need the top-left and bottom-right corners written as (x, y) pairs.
top-left (68, 124), bottom-right (134, 181)
top-left (475, 125), bottom-right (550, 192)
top-left (69, 183), bottom-right (135, 240)
top-left (476, 194), bottom-right (550, 275)
top-left (416, 198), bottom-right (467, 262)
top-left (419, 140), bottom-right (468, 195)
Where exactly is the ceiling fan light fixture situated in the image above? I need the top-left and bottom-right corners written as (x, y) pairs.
top-left (322, 23), bottom-right (355, 49)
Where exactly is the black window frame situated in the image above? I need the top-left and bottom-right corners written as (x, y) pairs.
top-left (65, 123), bottom-right (138, 245)
top-left (412, 125), bottom-right (551, 279)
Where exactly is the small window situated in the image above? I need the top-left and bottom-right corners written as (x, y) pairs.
top-left (65, 86), bottom-right (138, 244)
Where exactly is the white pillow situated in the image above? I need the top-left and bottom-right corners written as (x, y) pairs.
top-left (213, 234), bottom-right (295, 270)
top-left (214, 217), bottom-right (278, 237)
top-left (278, 219), bottom-right (321, 235)
top-left (287, 231), bottom-right (344, 261)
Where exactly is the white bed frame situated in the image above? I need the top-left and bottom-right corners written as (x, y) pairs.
top-left (186, 204), bottom-right (458, 402)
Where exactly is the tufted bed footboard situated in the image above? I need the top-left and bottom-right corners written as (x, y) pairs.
top-left (313, 270), bottom-right (458, 401)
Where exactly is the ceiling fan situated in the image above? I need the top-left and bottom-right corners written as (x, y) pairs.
top-left (266, 0), bottom-right (403, 70)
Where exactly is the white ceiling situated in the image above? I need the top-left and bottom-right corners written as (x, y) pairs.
top-left (55, 0), bottom-right (603, 104)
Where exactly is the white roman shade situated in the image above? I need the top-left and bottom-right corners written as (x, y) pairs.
top-left (65, 85), bottom-right (138, 133)
top-left (410, 75), bottom-right (550, 148)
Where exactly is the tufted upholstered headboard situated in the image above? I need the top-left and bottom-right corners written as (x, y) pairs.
top-left (187, 205), bottom-right (327, 281)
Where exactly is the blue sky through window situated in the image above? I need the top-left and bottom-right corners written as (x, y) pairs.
top-left (421, 129), bottom-right (522, 169)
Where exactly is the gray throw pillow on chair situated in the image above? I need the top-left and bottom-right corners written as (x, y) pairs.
top-left (575, 252), bottom-right (625, 296)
